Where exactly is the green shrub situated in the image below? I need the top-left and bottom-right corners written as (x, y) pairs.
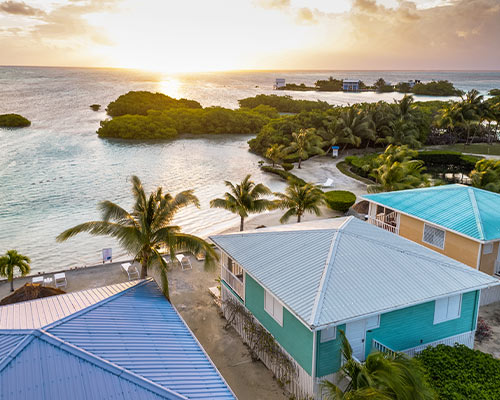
top-left (281, 163), bottom-right (294, 171)
top-left (488, 89), bottom-right (500, 96)
top-left (417, 344), bottom-right (500, 399)
top-left (324, 190), bottom-right (356, 212)
top-left (261, 166), bottom-right (305, 185)
top-left (238, 94), bottom-right (331, 113)
top-left (106, 91), bottom-right (202, 117)
top-left (0, 113), bottom-right (31, 127)
top-left (412, 80), bottom-right (463, 96)
top-left (90, 104), bottom-right (101, 111)
top-left (416, 151), bottom-right (480, 174)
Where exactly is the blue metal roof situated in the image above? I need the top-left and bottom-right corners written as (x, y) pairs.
top-left (0, 280), bottom-right (235, 400)
top-left (210, 217), bottom-right (499, 329)
top-left (362, 184), bottom-right (500, 241)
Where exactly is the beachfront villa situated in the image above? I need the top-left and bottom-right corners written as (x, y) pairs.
top-left (0, 279), bottom-right (235, 400)
top-left (342, 79), bottom-right (361, 91)
top-left (210, 216), bottom-right (498, 399)
top-left (362, 185), bottom-right (500, 303)
top-left (274, 78), bottom-right (286, 89)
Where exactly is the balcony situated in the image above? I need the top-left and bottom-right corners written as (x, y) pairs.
top-left (221, 263), bottom-right (245, 300)
top-left (368, 210), bottom-right (399, 234)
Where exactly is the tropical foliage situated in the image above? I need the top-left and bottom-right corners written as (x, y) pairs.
top-left (238, 94), bottom-right (331, 113)
top-left (274, 180), bottom-right (324, 223)
top-left (0, 250), bottom-right (31, 292)
top-left (265, 144), bottom-right (286, 167)
top-left (57, 176), bottom-right (216, 299)
top-left (321, 330), bottom-right (435, 400)
top-left (417, 344), bottom-right (500, 400)
top-left (284, 128), bottom-right (324, 168)
top-left (0, 113), bottom-right (31, 127)
top-left (210, 175), bottom-right (275, 231)
top-left (412, 80), bottom-right (462, 96)
top-left (471, 159), bottom-right (500, 193)
top-left (106, 91), bottom-right (201, 117)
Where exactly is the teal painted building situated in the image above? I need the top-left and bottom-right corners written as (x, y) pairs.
top-left (211, 217), bottom-right (498, 398)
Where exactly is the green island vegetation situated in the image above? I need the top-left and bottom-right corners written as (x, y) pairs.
top-left (277, 76), bottom-right (462, 96)
top-left (90, 104), bottom-right (101, 111)
top-left (239, 94), bottom-right (331, 113)
top-left (417, 344), bottom-right (500, 399)
top-left (0, 113), bottom-right (31, 128)
top-left (488, 89), bottom-right (500, 96)
top-left (323, 190), bottom-right (356, 212)
top-left (106, 90), bottom-right (202, 117)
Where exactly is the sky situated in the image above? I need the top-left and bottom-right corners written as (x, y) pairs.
top-left (0, 0), bottom-right (499, 71)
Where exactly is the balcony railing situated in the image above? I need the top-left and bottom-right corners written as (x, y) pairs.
top-left (372, 330), bottom-right (475, 358)
top-left (368, 217), bottom-right (399, 234)
top-left (221, 264), bottom-right (245, 300)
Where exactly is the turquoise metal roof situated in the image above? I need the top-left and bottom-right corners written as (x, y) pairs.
top-left (210, 217), bottom-right (499, 329)
top-left (0, 280), bottom-right (235, 400)
top-left (362, 184), bottom-right (500, 241)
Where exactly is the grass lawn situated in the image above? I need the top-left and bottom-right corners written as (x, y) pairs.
top-left (428, 143), bottom-right (500, 156)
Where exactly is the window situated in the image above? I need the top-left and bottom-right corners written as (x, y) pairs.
top-left (423, 224), bottom-right (445, 249)
top-left (434, 294), bottom-right (462, 324)
top-left (366, 315), bottom-right (380, 330)
top-left (483, 243), bottom-right (493, 255)
top-left (264, 289), bottom-right (283, 326)
top-left (320, 326), bottom-right (336, 343)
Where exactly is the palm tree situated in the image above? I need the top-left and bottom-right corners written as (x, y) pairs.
top-left (471, 159), bottom-right (500, 193)
top-left (210, 175), bottom-right (275, 231)
top-left (320, 330), bottom-right (435, 400)
top-left (265, 144), bottom-right (285, 167)
top-left (57, 176), bottom-right (216, 299)
top-left (285, 128), bottom-right (324, 169)
top-left (274, 180), bottom-right (324, 223)
top-left (327, 107), bottom-right (374, 151)
top-left (0, 250), bottom-right (31, 292)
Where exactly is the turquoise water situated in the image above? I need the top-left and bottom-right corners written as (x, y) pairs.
top-left (1, 67), bottom-right (499, 272)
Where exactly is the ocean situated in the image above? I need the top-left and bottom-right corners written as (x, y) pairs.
top-left (1, 67), bottom-right (499, 273)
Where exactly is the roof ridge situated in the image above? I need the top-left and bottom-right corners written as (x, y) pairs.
top-left (43, 279), bottom-right (151, 331)
top-left (309, 218), bottom-right (352, 327)
top-left (363, 184), bottom-right (462, 199)
top-left (468, 187), bottom-right (485, 240)
top-left (0, 331), bottom-right (36, 373)
top-left (36, 329), bottom-right (187, 400)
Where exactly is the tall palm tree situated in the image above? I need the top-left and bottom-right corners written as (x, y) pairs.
top-left (0, 250), bottom-right (31, 292)
top-left (320, 330), bottom-right (435, 400)
top-left (57, 176), bottom-right (216, 299)
top-left (328, 107), bottom-right (374, 151)
top-left (274, 180), bottom-right (324, 223)
top-left (285, 128), bottom-right (324, 169)
top-left (210, 175), bottom-right (274, 231)
top-left (265, 144), bottom-right (285, 167)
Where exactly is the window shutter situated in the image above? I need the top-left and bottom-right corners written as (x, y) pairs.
top-left (447, 294), bottom-right (461, 319)
top-left (366, 315), bottom-right (380, 330)
top-left (274, 300), bottom-right (283, 325)
top-left (434, 297), bottom-right (448, 324)
top-left (264, 290), bottom-right (273, 314)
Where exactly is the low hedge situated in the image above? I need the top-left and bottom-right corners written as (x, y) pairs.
top-left (281, 163), bottom-right (294, 171)
top-left (417, 344), bottom-right (500, 399)
top-left (0, 113), bottom-right (31, 127)
top-left (337, 161), bottom-right (375, 185)
top-left (261, 166), bottom-right (306, 185)
top-left (416, 151), bottom-right (480, 173)
top-left (324, 190), bottom-right (356, 212)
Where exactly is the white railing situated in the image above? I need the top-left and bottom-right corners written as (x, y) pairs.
top-left (372, 331), bottom-right (475, 358)
top-left (401, 331), bottom-right (475, 357)
top-left (221, 264), bottom-right (245, 300)
top-left (368, 217), bottom-right (399, 234)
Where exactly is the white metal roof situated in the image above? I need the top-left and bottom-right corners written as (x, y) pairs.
top-left (210, 217), bottom-right (499, 329)
top-left (0, 280), bottom-right (141, 329)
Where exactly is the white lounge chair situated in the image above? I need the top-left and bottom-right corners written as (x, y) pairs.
top-left (121, 262), bottom-right (139, 280)
top-left (32, 276), bottom-right (44, 285)
top-left (54, 272), bottom-right (67, 289)
top-left (176, 254), bottom-right (192, 271)
top-left (321, 178), bottom-right (334, 188)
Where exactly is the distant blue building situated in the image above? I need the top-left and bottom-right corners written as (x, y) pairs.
top-left (343, 79), bottom-right (361, 91)
top-left (0, 279), bottom-right (235, 400)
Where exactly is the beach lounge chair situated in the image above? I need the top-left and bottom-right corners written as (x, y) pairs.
top-left (32, 276), bottom-right (44, 285)
top-left (121, 262), bottom-right (139, 280)
top-left (54, 273), bottom-right (67, 289)
top-left (176, 254), bottom-right (192, 271)
top-left (321, 178), bottom-right (334, 188)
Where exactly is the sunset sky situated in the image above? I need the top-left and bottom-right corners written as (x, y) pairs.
top-left (0, 0), bottom-right (499, 71)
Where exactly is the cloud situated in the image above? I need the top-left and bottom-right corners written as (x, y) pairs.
top-left (0, 1), bottom-right (45, 17)
top-left (295, 8), bottom-right (318, 25)
top-left (254, 0), bottom-right (290, 10)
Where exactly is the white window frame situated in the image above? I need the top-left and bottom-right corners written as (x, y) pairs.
top-left (320, 326), bottom-right (336, 343)
top-left (422, 223), bottom-right (446, 250)
top-left (264, 289), bottom-right (283, 326)
top-left (365, 314), bottom-right (380, 330)
top-left (483, 243), bottom-right (493, 255)
top-left (433, 294), bottom-right (462, 324)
